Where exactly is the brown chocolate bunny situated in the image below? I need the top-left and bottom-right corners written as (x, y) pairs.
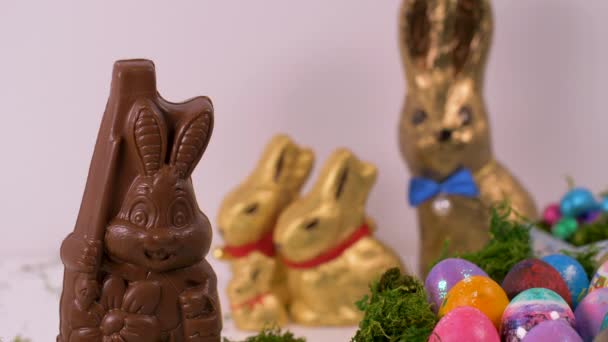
top-left (59, 60), bottom-right (221, 342)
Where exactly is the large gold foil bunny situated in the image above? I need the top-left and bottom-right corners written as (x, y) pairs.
top-left (398, 0), bottom-right (538, 275)
top-left (274, 149), bottom-right (403, 326)
top-left (216, 134), bottom-right (313, 330)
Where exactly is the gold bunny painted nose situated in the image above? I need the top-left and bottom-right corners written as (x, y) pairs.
top-left (438, 129), bottom-right (453, 142)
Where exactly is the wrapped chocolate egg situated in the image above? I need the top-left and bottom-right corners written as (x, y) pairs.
top-left (590, 260), bottom-right (608, 293)
top-left (425, 258), bottom-right (488, 312)
top-left (561, 187), bottom-right (599, 218)
top-left (429, 306), bottom-right (499, 342)
top-left (579, 210), bottom-right (601, 224)
top-left (574, 288), bottom-right (608, 341)
top-left (542, 203), bottom-right (562, 225)
top-left (439, 275), bottom-right (509, 328)
top-left (521, 320), bottom-right (582, 342)
top-left (502, 258), bottom-right (572, 306)
top-left (542, 254), bottom-right (590, 307)
top-left (552, 217), bottom-right (579, 240)
top-left (601, 196), bottom-right (608, 213)
top-left (500, 288), bottom-right (575, 342)
top-left (602, 310), bottom-right (608, 331)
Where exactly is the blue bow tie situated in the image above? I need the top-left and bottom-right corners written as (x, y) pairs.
top-left (408, 169), bottom-right (480, 207)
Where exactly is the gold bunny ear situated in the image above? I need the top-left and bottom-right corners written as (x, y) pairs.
top-left (399, 0), bottom-right (493, 88)
top-left (313, 149), bottom-right (376, 204)
top-left (128, 99), bottom-right (168, 177)
top-left (250, 134), bottom-right (314, 194)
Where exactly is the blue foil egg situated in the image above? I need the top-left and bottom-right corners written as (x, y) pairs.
top-left (542, 254), bottom-right (590, 308)
top-left (560, 188), bottom-right (599, 218)
top-left (601, 196), bottom-right (608, 213)
top-left (602, 310), bottom-right (608, 331)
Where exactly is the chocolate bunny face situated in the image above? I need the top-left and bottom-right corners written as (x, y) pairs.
top-left (398, 0), bottom-right (493, 179)
top-left (105, 99), bottom-right (213, 273)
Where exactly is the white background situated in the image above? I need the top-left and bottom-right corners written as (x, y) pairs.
top-left (1, 0), bottom-right (608, 339)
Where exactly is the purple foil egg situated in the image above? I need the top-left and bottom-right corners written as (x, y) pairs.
top-left (425, 258), bottom-right (488, 312)
top-left (579, 210), bottom-right (601, 224)
top-left (575, 288), bottom-right (608, 342)
top-left (522, 320), bottom-right (582, 342)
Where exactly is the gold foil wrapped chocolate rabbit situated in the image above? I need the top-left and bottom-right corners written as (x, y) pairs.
top-left (274, 149), bottom-right (403, 326)
top-left (216, 135), bottom-right (313, 330)
top-left (58, 60), bottom-right (221, 341)
top-left (398, 0), bottom-right (538, 275)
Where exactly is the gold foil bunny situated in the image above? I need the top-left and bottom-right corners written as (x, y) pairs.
top-left (274, 149), bottom-right (403, 326)
top-left (398, 0), bottom-right (538, 275)
top-left (227, 253), bottom-right (289, 331)
top-left (216, 134), bottom-right (313, 330)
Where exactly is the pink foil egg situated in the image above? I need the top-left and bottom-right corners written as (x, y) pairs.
top-left (429, 306), bottom-right (499, 342)
top-left (543, 203), bottom-right (562, 226)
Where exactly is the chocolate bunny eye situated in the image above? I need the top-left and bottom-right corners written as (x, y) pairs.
top-left (411, 109), bottom-right (428, 126)
top-left (129, 202), bottom-right (151, 227)
top-left (459, 106), bottom-right (473, 125)
top-left (170, 199), bottom-right (192, 228)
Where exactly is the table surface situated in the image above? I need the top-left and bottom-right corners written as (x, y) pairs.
top-left (0, 256), bottom-right (356, 342)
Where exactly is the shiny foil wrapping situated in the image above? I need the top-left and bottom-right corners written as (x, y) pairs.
top-left (398, 0), bottom-right (538, 275)
top-left (274, 149), bottom-right (404, 325)
top-left (216, 135), bottom-right (313, 331)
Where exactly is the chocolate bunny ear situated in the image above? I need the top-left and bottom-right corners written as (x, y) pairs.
top-left (170, 102), bottom-right (214, 178)
top-left (128, 99), bottom-right (168, 177)
top-left (399, 0), bottom-right (493, 86)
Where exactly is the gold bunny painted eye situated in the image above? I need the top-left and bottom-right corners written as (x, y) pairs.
top-left (459, 106), bottom-right (473, 126)
top-left (304, 218), bottom-right (319, 231)
top-left (129, 202), bottom-right (151, 228)
top-left (411, 109), bottom-right (428, 126)
top-left (170, 199), bottom-right (192, 228)
top-left (243, 203), bottom-right (259, 215)
top-left (250, 268), bottom-right (260, 281)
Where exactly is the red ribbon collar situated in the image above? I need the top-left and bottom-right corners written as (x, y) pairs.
top-left (282, 223), bottom-right (372, 270)
top-left (222, 230), bottom-right (276, 258)
top-left (230, 292), bottom-right (269, 311)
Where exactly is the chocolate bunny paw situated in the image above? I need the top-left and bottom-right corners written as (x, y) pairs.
top-left (179, 288), bottom-right (216, 319)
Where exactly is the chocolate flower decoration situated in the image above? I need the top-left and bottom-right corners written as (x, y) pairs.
top-left (70, 276), bottom-right (161, 342)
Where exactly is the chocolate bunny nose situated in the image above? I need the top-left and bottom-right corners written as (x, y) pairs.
top-left (438, 129), bottom-right (453, 142)
top-left (150, 230), bottom-right (175, 244)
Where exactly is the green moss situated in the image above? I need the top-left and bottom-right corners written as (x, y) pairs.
top-left (567, 215), bottom-right (608, 246)
top-left (434, 204), bottom-right (533, 283)
top-left (12, 336), bottom-right (31, 342)
top-left (223, 327), bottom-right (306, 342)
top-left (352, 268), bottom-right (437, 342)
